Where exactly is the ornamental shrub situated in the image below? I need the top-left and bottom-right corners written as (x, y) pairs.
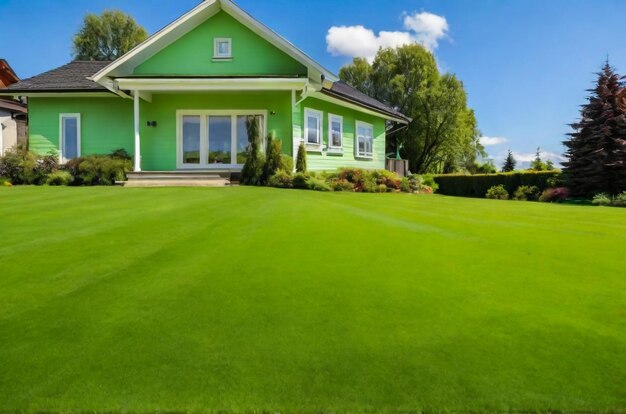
top-left (592, 193), bottom-right (612, 206)
top-left (513, 185), bottom-right (540, 201)
top-left (268, 170), bottom-right (293, 188)
top-left (0, 145), bottom-right (59, 185)
top-left (486, 184), bottom-right (509, 200)
top-left (280, 154), bottom-right (294, 172)
top-left (295, 142), bottom-right (307, 173)
top-left (614, 191), bottom-right (626, 207)
top-left (0, 178), bottom-right (12, 187)
top-left (371, 169), bottom-right (401, 190)
top-left (329, 178), bottom-right (355, 192)
top-left (292, 172), bottom-right (309, 189)
top-left (306, 176), bottom-right (332, 192)
top-left (261, 134), bottom-right (282, 185)
top-left (241, 115), bottom-right (264, 185)
top-left (46, 170), bottom-right (73, 186)
top-left (421, 174), bottom-right (439, 192)
top-left (538, 187), bottom-right (569, 203)
top-left (73, 155), bottom-right (132, 185)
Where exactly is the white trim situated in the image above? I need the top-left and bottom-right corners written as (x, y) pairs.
top-left (304, 108), bottom-right (322, 148)
top-left (91, 0), bottom-right (338, 84)
top-left (327, 113), bottom-right (343, 151)
top-left (213, 37), bottom-right (232, 58)
top-left (59, 113), bottom-right (81, 163)
top-left (116, 78), bottom-right (309, 92)
top-left (0, 120), bottom-right (4, 156)
top-left (133, 92), bottom-right (141, 172)
top-left (176, 109), bottom-right (267, 169)
top-left (355, 120), bottom-right (374, 160)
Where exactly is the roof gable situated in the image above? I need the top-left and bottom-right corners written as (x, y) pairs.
top-left (133, 11), bottom-right (307, 77)
top-left (92, 0), bottom-right (336, 83)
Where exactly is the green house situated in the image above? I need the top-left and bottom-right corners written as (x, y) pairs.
top-left (7, 0), bottom-right (409, 176)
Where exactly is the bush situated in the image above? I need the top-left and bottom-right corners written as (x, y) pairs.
top-left (292, 172), bottom-right (309, 189)
top-left (306, 176), bottom-right (332, 192)
top-left (110, 148), bottom-right (132, 160)
top-left (371, 169), bottom-right (401, 190)
top-left (329, 178), bottom-right (355, 192)
top-left (296, 142), bottom-right (307, 173)
top-left (421, 174), bottom-right (439, 192)
top-left (268, 170), bottom-right (293, 188)
top-left (280, 154), bottom-right (294, 172)
top-left (261, 135), bottom-right (282, 185)
top-left (592, 193), bottom-right (612, 206)
top-left (420, 185), bottom-right (434, 194)
top-left (0, 177), bottom-right (12, 187)
top-left (0, 146), bottom-right (59, 185)
top-left (486, 185), bottom-right (509, 200)
top-left (538, 187), bottom-right (569, 203)
top-left (614, 192), bottom-right (626, 207)
top-left (46, 170), bottom-right (73, 186)
top-left (434, 171), bottom-right (561, 198)
top-left (513, 185), bottom-right (540, 201)
top-left (67, 154), bottom-right (132, 185)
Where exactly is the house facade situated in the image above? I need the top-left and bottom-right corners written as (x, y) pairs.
top-left (7, 0), bottom-right (408, 174)
top-left (0, 59), bottom-right (28, 155)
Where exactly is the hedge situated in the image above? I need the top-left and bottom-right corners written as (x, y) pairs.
top-left (433, 171), bottom-right (562, 198)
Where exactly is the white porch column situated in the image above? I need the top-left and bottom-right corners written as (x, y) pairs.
top-left (133, 91), bottom-right (141, 172)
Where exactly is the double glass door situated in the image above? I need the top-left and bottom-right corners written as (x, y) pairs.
top-left (179, 111), bottom-right (265, 168)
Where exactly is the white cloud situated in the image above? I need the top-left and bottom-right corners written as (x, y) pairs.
top-left (512, 151), bottom-right (566, 164)
top-left (479, 136), bottom-right (508, 146)
top-left (326, 11), bottom-right (449, 62)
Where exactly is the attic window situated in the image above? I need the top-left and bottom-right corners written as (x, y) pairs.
top-left (214, 38), bottom-right (232, 59)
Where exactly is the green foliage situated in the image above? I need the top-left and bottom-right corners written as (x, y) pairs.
top-left (295, 142), bottom-right (307, 173)
top-left (241, 115), bottom-right (264, 185)
top-left (46, 171), bottom-right (74, 186)
top-left (340, 44), bottom-right (479, 174)
top-left (279, 154), bottom-right (294, 172)
top-left (502, 150), bottom-right (516, 172)
top-left (420, 174), bottom-right (439, 192)
top-left (73, 10), bottom-right (148, 61)
top-left (268, 170), bottom-right (293, 189)
top-left (306, 176), bottom-right (333, 192)
top-left (538, 187), bottom-right (569, 203)
top-left (371, 169), bottom-right (401, 190)
top-left (614, 191), bottom-right (626, 207)
top-left (0, 177), bottom-right (12, 187)
top-left (513, 185), bottom-right (540, 201)
top-left (486, 185), bottom-right (509, 200)
top-left (592, 193), bottom-right (612, 206)
top-left (110, 148), bottom-right (132, 160)
top-left (563, 62), bottom-right (626, 196)
top-left (292, 172), bottom-right (309, 189)
top-left (67, 154), bottom-right (132, 185)
top-left (261, 134), bottom-right (282, 185)
top-left (474, 161), bottom-right (497, 174)
top-left (329, 179), bottom-right (355, 192)
top-left (0, 145), bottom-right (59, 185)
top-left (434, 171), bottom-right (561, 198)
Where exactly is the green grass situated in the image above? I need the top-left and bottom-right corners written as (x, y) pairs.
top-left (0, 186), bottom-right (625, 413)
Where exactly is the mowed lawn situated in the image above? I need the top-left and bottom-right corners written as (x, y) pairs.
top-left (0, 186), bottom-right (625, 413)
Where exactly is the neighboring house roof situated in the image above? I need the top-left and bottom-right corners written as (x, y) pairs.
top-left (7, 61), bottom-right (111, 93)
top-left (323, 81), bottom-right (410, 123)
top-left (0, 98), bottom-right (27, 114)
top-left (0, 59), bottom-right (20, 87)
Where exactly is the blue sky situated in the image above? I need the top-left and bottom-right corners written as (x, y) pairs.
top-left (1, 0), bottom-right (625, 167)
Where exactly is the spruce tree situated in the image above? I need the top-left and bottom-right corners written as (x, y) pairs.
top-left (563, 62), bottom-right (626, 196)
top-left (296, 142), bottom-right (307, 173)
top-left (530, 147), bottom-right (545, 171)
top-left (241, 115), bottom-right (262, 185)
top-left (502, 150), bottom-right (516, 172)
top-left (261, 133), bottom-right (282, 185)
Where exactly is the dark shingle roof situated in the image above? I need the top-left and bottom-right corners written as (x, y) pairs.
top-left (6, 61), bottom-right (111, 92)
top-left (323, 81), bottom-right (410, 123)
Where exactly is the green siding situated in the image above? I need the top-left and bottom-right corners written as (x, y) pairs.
top-left (28, 97), bottom-right (133, 156)
top-left (140, 92), bottom-right (292, 171)
top-left (296, 97), bottom-right (387, 171)
top-left (134, 12), bottom-right (307, 77)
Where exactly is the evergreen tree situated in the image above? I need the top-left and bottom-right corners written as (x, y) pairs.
top-left (261, 133), bottom-right (281, 185)
top-left (295, 142), bottom-right (307, 173)
top-left (530, 147), bottom-right (545, 171)
top-left (546, 159), bottom-right (555, 171)
top-left (563, 62), bottom-right (626, 196)
top-left (502, 150), bottom-right (516, 172)
top-left (241, 116), bottom-right (262, 185)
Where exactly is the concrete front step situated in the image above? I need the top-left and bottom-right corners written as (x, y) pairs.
top-left (124, 179), bottom-right (231, 188)
top-left (125, 171), bottom-right (231, 187)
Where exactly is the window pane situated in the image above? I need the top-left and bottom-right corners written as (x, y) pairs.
top-left (331, 118), bottom-right (341, 147)
top-left (307, 115), bottom-right (319, 144)
top-left (209, 116), bottom-right (232, 164)
top-left (236, 115), bottom-right (263, 164)
top-left (182, 116), bottom-right (201, 164)
top-left (63, 117), bottom-right (78, 159)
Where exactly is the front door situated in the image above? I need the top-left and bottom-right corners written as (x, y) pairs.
top-left (178, 110), bottom-right (266, 169)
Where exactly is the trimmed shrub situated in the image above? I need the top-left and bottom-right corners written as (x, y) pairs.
top-left (296, 142), bottom-right (307, 173)
top-left (72, 155), bottom-right (132, 185)
top-left (421, 174), bottom-right (439, 192)
top-left (0, 146), bottom-right (59, 185)
top-left (292, 172), bottom-right (309, 189)
top-left (538, 187), bottom-right (569, 203)
top-left (592, 193), bottom-right (612, 206)
top-left (486, 185), bottom-right (509, 200)
top-left (420, 185), bottom-right (434, 194)
top-left (513, 185), bottom-right (540, 201)
top-left (261, 135), bottom-right (282, 185)
top-left (268, 170), bottom-right (293, 188)
top-left (329, 178), bottom-right (355, 192)
top-left (371, 169), bottom-right (401, 190)
top-left (306, 176), bottom-right (332, 192)
top-left (434, 171), bottom-right (561, 198)
top-left (241, 115), bottom-right (264, 185)
top-left (46, 170), bottom-right (73, 186)
top-left (280, 154), bottom-right (294, 172)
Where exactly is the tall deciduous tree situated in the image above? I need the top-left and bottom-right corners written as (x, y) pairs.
top-left (73, 10), bottom-right (148, 61)
top-left (502, 150), bottom-right (516, 172)
top-left (563, 62), bottom-right (626, 196)
top-left (339, 44), bottom-right (479, 174)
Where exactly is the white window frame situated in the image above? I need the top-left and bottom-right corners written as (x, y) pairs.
top-left (355, 120), bottom-right (374, 159)
top-left (304, 108), bottom-right (322, 148)
top-left (213, 38), bottom-right (232, 59)
top-left (327, 113), bottom-right (343, 152)
top-left (59, 113), bottom-right (81, 163)
top-left (176, 109), bottom-right (267, 169)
